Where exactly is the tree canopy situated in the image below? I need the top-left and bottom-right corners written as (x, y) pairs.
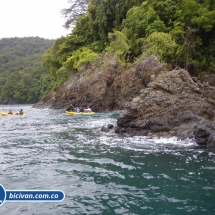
top-left (45, 0), bottom-right (215, 78)
top-left (0, 37), bottom-right (54, 104)
top-left (2, 0), bottom-right (215, 104)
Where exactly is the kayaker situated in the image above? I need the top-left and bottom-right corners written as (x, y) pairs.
top-left (19, 109), bottom-right (24, 115)
top-left (84, 106), bottom-right (92, 112)
top-left (76, 107), bottom-right (80, 112)
top-left (15, 109), bottom-right (24, 115)
top-left (8, 109), bottom-right (13, 114)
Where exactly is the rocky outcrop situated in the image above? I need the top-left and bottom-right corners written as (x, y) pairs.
top-left (33, 57), bottom-right (164, 112)
top-left (115, 69), bottom-right (215, 147)
top-left (200, 74), bottom-right (215, 88)
top-left (101, 124), bottom-right (114, 132)
top-left (33, 54), bottom-right (215, 146)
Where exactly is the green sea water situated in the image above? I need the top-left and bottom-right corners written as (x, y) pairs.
top-left (0, 105), bottom-right (215, 215)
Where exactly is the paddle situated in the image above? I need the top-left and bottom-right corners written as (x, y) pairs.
top-left (69, 103), bottom-right (77, 111)
top-left (70, 103), bottom-right (75, 109)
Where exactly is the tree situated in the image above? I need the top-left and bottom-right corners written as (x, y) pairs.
top-left (63, 47), bottom-right (99, 73)
top-left (0, 37), bottom-right (54, 103)
top-left (144, 32), bottom-right (177, 63)
top-left (44, 0), bottom-right (215, 86)
top-left (61, 0), bottom-right (90, 29)
top-left (107, 30), bottom-right (130, 61)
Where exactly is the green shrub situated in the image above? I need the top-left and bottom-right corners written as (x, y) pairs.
top-left (64, 47), bottom-right (99, 72)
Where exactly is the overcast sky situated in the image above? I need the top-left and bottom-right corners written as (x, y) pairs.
top-left (0, 0), bottom-right (71, 39)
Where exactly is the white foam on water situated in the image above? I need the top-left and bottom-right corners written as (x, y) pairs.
top-left (96, 134), bottom-right (197, 153)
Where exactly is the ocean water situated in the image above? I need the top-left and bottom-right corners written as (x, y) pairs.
top-left (0, 105), bottom-right (215, 215)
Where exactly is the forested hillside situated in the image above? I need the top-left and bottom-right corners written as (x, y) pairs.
top-left (1, 0), bottom-right (215, 104)
top-left (44, 0), bottom-right (215, 85)
top-left (0, 37), bottom-right (54, 104)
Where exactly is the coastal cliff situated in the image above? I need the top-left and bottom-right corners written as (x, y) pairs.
top-left (33, 56), bottom-right (164, 112)
top-left (115, 69), bottom-right (215, 147)
top-left (33, 56), bottom-right (215, 146)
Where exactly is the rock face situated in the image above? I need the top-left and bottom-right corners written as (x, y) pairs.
top-left (115, 69), bottom-right (215, 147)
top-left (200, 74), bottom-right (215, 88)
top-left (33, 57), bottom-right (164, 112)
top-left (33, 54), bottom-right (215, 146)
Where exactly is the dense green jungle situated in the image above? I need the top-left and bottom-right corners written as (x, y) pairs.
top-left (44, 0), bottom-right (215, 84)
top-left (1, 0), bottom-right (215, 104)
top-left (0, 37), bottom-right (54, 103)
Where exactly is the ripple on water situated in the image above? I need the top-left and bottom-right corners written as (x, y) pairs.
top-left (0, 105), bottom-right (215, 214)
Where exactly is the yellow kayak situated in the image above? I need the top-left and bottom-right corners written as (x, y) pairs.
top-left (66, 111), bottom-right (96, 115)
top-left (0, 112), bottom-right (26, 116)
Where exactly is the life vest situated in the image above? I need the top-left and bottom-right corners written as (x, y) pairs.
top-left (8, 110), bottom-right (13, 114)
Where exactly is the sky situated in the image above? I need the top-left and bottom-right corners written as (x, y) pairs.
top-left (0, 0), bottom-right (71, 39)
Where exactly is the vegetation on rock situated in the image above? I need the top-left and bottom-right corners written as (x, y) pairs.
top-left (1, 0), bottom-right (215, 104)
top-left (44, 0), bottom-right (215, 81)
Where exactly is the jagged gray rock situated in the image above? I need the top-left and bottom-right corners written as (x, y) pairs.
top-left (33, 57), bottom-right (164, 112)
top-left (115, 69), bottom-right (215, 147)
top-left (33, 54), bottom-right (215, 146)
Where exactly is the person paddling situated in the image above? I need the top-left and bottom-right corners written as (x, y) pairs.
top-left (8, 109), bottom-right (13, 114)
top-left (84, 106), bottom-right (92, 112)
top-left (15, 109), bottom-right (24, 115)
top-left (19, 109), bottom-right (24, 115)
